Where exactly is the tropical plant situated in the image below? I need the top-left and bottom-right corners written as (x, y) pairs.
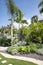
top-left (6, 0), bottom-right (23, 46)
top-left (7, 46), bottom-right (18, 55)
top-left (31, 15), bottom-right (38, 23)
top-left (38, 0), bottom-right (43, 13)
top-left (15, 10), bottom-right (24, 28)
top-left (0, 36), bottom-right (11, 46)
top-left (28, 22), bottom-right (43, 43)
top-left (16, 10), bottom-right (28, 28)
top-left (19, 22), bottom-right (43, 44)
top-left (21, 20), bottom-right (28, 26)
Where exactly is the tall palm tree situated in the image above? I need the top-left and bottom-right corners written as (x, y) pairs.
top-left (16, 10), bottom-right (28, 28)
top-left (31, 15), bottom-right (38, 23)
top-left (38, 0), bottom-right (43, 13)
top-left (15, 9), bottom-right (24, 28)
top-left (6, 0), bottom-right (22, 46)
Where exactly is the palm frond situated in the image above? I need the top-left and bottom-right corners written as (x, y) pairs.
top-left (21, 20), bottom-right (28, 24)
top-left (6, 0), bottom-right (19, 16)
top-left (38, 1), bottom-right (43, 8)
top-left (39, 8), bottom-right (43, 13)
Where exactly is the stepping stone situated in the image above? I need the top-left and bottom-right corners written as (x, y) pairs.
top-left (8, 64), bottom-right (12, 65)
top-left (0, 58), bottom-right (2, 59)
top-left (1, 60), bottom-right (7, 63)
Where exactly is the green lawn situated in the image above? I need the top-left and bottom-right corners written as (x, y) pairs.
top-left (0, 54), bottom-right (37, 65)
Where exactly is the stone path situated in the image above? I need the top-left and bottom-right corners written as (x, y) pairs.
top-left (0, 47), bottom-right (8, 52)
top-left (0, 52), bottom-right (43, 65)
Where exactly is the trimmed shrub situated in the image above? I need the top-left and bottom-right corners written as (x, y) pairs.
top-left (7, 46), bottom-right (18, 55)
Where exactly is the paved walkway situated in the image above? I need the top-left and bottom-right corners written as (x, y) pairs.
top-left (0, 47), bottom-right (43, 65)
top-left (0, 47), bottom-right (8, 52)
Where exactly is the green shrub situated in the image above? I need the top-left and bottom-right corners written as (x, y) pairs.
top-left (14, 41), bottom-right (26, 47)
top-left (36, 48), bottom-right (43, 55)
top-left (29, 43), bottom-right (37, 53)
top-left (0, 36), bottom-right (11, 46)
top-left (11, 49), bottom-right (18, 55)
top-left (36, 43), bottom-right (43, 49)
top-left (18, 46), bottom-right (31, 54)
top-left (18, 44), bottom-right (37, 54)
top-left (18, 46), bottom-right (27, 54)
top-left (7, 46), bottom-right (18, 55)
top-left (27, 46), bottom-right (31, 53)
top-left (7, 44), bottom-right (43, 55)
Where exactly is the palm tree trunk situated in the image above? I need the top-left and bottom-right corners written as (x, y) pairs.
top-left (11, 18), bottom-right (13, 46)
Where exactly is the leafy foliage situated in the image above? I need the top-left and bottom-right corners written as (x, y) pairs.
top-left (29, 43), bottom-right (37, 53)
top-left (0, 36), bottom-right (11, 46)
top-left (31, 15), bottom-right (38, 23)
top-left (19, 22), bottom-right (43, 44)
top-left (18, 46), bottom-right (27, 54)
top-left (7, 46), bottom-right (18, 55)
top-left (38, 0), bottom-right (43, 13)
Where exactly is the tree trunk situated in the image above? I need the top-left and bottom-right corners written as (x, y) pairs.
top-left (11, 18), bottom-right (13, 46)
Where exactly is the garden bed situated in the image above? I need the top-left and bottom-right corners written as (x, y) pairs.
top-left (6, 51), bottom-right (43, 61)
top-left (7, 45), bottom-right (43, 61)
top-left (15, 53), bottom-right (43, 61)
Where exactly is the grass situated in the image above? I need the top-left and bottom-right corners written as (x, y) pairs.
top-left (0, 54), bottom-right (37, 65)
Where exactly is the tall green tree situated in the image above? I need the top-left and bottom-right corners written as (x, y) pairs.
top-left (6, 0), bottom-right (22, 46)
top-left (16, 10), bottom-right (28, 28)
top-left (31, 15), bottom-right (38, 23)
top-left (38, 0), bottom-right (43, 13)
top-left (15, 10), bottom-right (24, 28)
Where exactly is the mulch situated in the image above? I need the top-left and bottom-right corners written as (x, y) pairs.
top-left (15, 53), bottom-right (43, 61)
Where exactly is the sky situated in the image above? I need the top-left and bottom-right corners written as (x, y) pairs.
top-left (0, 0), bottom-right (41, 27)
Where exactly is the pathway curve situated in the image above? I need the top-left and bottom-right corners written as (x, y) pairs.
top-left (0, 47), bottom-right (43, 65)
top-left (0, 52), bottom-right (43, 65)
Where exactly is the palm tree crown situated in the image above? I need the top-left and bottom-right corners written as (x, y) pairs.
top-left (38, 0), bottom-right (43, 13)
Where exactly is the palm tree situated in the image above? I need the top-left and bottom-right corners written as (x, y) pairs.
top-left (21, 20), bottom-right (28, 27)
top-left (38, 0), bottom-right (43, 13)
top-left (15, 9), bottom-right (24, 28)
top-left (6, 0), bottom-right (22, 46)
top-left (31, 15), bottom-right (38, 23)
top-left (16, 10), bottom-right (28, 28)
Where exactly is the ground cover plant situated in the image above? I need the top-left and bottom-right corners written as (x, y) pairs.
top-left (7, 43), bottom-right (43, 56)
